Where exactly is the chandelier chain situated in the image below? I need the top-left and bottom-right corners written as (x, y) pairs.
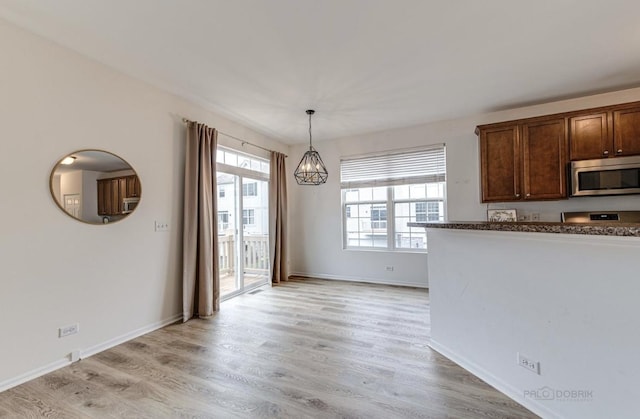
top-left (308, 112), bottom-right (312, 149)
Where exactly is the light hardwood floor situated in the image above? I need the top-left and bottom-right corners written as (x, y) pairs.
top-left (0, 278), bottom-right (538, 418)
top-left (220, 272), bottom-right (268, 298)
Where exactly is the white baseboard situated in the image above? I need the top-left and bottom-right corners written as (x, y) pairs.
top-left (0, 313), bottom-right (182, 393)
top-left (81, 313), bottom-right (182, 359)
top-left (428, 339), bottom-right (560, 419)
top-left (289, 271), bottom-right (428, 289)
top-left (0, 358), bottom-right (70, 393)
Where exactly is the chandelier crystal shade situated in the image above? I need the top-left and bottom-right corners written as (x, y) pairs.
top-left (294, 110), bottom-right (328, 185)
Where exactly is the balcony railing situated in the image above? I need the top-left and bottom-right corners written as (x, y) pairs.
top-left (218, 234), bottom-right (269, 275)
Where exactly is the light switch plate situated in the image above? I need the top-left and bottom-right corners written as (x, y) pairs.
top-left (154, 221), bottom-right (169, 232)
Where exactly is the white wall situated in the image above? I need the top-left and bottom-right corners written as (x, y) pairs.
top-left (82, 170), bottom-right (101, 223)
top-left (289, 130), bottom-right (435, 287)
top-left (51, 174), bottom-right (61, 203)
top-left (0, 18), bottom-right (288, 389)
top-left (57, 169), bottom-right (112, 222)
top-left (59, 170), bottom-right (83, 210)
top-left (289, 87), bottom-right (640, 287)
top-left (427, 229), bottom-right (640, 419)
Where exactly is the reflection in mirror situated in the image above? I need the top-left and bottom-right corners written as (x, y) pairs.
top-left (50, 150), bottom-right (141, 224)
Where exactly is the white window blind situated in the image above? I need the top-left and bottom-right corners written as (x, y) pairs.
top-left (340, 145), bottom-right (446, 188)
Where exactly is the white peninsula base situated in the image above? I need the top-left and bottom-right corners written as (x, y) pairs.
top-left (426, 228), bottom-right (640, 419)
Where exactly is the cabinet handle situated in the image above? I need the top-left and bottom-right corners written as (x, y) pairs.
top-left (617, 149), bottom-right (623, 154)
top-left (603, 150), bottom-right (609, 155)
top-left (515, 193), bottom-right (520, 198)
top-left (526, 193), bottom-right (531, 197)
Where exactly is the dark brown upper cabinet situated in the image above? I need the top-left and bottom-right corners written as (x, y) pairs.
top-left (478, 100), bottom-right (640, 203)
top-left (613, 107), bottom-right (640, 157)
top-left (569, 112), bottom-right (610, 160)
top-left (521, 119), bottom-right (567, 201)
top-left (569, 103), bottom-right (640, 160)
top-left (478, 118), bottom-right (567, 203)
top-left (97, 175), bottom-right (141, 216)
top-left (479, 125), bottom-right (520, 202)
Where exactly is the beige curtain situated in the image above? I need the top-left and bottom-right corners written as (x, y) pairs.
top-left (182, 121), bottom-right (220, 321)
top-left (269, 151), bottom-right (288, 284)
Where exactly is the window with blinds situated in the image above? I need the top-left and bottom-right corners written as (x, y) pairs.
top-left (340, 145), bottom-right (446, 251)
top-left (340, 145), bottom-right (446, 188)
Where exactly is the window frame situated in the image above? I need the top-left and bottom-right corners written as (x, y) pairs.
top-left (415, 202), bottom-right (427, 223)
top-left (342, 187), bottom-right (445, 252)
top-left (242, 182), bottom-right (258, 197)
top-left (242, 208), bottom-right (255, 226)
top-left (340, 145), bottom-right (446, 253)
top-left (370, 204), bottom-right (388, 230)
top-left (218, 210), bottom-right (229, 230)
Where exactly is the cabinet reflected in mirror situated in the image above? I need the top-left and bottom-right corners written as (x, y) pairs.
top-left (50, 150), bottom-right (141, 224)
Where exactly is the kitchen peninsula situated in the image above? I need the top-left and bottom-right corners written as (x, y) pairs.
top-left (409, 220), bottom-right (640, 237)
top-left (412, 221), bottom-right (640, 419)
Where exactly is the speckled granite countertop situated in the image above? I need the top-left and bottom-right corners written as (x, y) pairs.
top-left (408, 221), bottom-right (640, 237)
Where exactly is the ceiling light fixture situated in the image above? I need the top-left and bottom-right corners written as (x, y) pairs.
top-left (60, 156), bottom-right (76, 165)
top-left (294, 110), bottom-right (328, 185)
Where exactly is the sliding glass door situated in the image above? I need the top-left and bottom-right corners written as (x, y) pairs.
top-left (240, 177), bottom-right (269, 290)
top-left (216, 147), bottom-right (270, 299)
top-left (217, 172), bottom-right (241, 296)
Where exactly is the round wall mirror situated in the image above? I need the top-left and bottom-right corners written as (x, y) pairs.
top-left (50, 149), bottom-right (142, 224)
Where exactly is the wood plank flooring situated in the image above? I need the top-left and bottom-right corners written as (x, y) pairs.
top-left (0, 278), bottom-right (538, 418)
top-left (220, 272), bottom-right (267, 298)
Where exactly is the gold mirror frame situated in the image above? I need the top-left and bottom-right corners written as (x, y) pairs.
top-left (50, 149), bottom-right (142, 225)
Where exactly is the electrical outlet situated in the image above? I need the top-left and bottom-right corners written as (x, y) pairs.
top-left (385, 266), bottom-right (394, 271)
top-left (154, 221), bottom-right (169, 232)
top-left (517, 352), bottom-right (540, 374)
top-left (531, 213), bottom-right (540, 221)
top-left (59, 323), bottom-right (79, 338)
top-left (519, 214), bottom-right (531, 221)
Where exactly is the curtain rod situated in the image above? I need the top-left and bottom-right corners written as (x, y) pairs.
top-left (182, 118), bottom-right (287, 157)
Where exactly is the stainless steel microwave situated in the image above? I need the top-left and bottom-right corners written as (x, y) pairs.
top-left (122, 197), bottom-right (140, 213)
top-left (570, 155), bottom-right (640, 197)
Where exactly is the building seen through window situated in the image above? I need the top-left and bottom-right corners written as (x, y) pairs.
top-left (341, 145), bottom-right (446, 251)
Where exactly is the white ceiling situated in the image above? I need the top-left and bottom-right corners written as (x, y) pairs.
top-left (2, 0), bottom-right (640, 144)
top-left (54, 150), bottom-right (132, 174)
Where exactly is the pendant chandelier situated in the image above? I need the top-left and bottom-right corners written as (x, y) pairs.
top-left (294, 109), bottom-right (328, 185)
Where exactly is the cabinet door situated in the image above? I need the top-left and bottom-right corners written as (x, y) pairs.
top-left (569, 112), bottom-right (611, 160)
top-left (118, 178), bottom-right (127, 213)
top-left (126, 175), bottom-right (141, 197)
top-left (111, 179), bottom-right (120, 215)
top-left (103, 180), bottom-right (113, 215)
top-left (134, 176), bottom-right (141, 197)
top-left (522, 118), bottom-right (567, 200)
top-left (480, 125), bottom-right (520, 202)
top-left (97, 180), bottom-right (106, 215)
top-left (613, 107), bottom-right (640, 157)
